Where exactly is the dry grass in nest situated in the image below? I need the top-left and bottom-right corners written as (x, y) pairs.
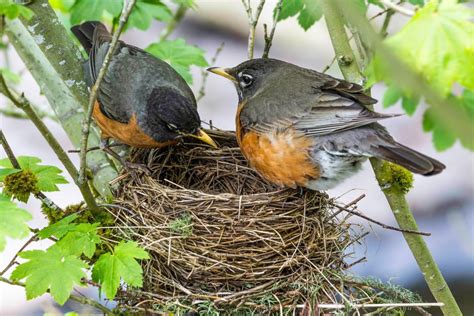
top-left (107, 130), bottom-right (416, 314)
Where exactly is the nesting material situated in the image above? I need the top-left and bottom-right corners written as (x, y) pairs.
top-left (111, 130), bottom-right (370, 313)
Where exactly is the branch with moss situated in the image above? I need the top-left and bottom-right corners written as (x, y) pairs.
top-left (4, 0), bottom-right (118, 198)
top-left (78, 0), bottom-right (138, 185)
top-left (320, 1), bottom-right (461, 315)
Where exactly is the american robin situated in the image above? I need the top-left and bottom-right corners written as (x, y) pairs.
top-left (71, 21), bottom-right (216, 164)
top-left (208, 58), bottom-right (445, 190)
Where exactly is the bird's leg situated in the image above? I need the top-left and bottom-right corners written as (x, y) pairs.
top-left (99, 138), bottom-right (150, 176)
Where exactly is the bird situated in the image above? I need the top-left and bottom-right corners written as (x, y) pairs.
top-left (208, 58), bottom-right (445, 190)
top-left (71, 21), bottom-right (216, 166)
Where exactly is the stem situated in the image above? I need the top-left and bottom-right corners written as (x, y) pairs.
top-left (159, 4), bottom-right (188, 41)
top-left (78, 0), bottom-right (138, 185)
top-left (320, 1), bottom-right (462, 315)
top-left (380, 0), bottom-right (414, 16)
top-left (0, 234), bottom-right (37, 276)
top-left (0, 276), bottom-right (113, 315)
top-left (5, 0), bottom-right (118, 198)
top-left (262, 0), bottom-right (283, 58)
top-left (0, 129), bottom-right (62, 212)
top-left (0, 76), bottom-right (101, 215)
top-left (241, 0), bottom-right (266, 59)
top-left (197, 42), bottom-right (225, 101)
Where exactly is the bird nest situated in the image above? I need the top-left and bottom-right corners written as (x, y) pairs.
top-left (108, 130), bottom-right (418, 314)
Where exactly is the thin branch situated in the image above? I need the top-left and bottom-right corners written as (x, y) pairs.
top-left (0, 129), bottom-right (62, 212)
top-left (68, 143), bottom-right (123, 154)
top-left (0, 276), bottom-right (113, 315)
top-left (262, 0), bottom-right (283, 58)
top-left (78, 0), bottom-right (138, 186)
top-left (242, 0), bottom-right (266, 59)
top-left (0, 75), bottom-right (99, 214)
top-left (159, 4), bottom-right (188, 41)
top-left (380, 0), bottom-right (414, 16)
top-left (197, 42), bottom-right (225, 102)
top-left (0, 234), bottom-right (37, 276)
top-left (296, 303), bottom-right (443, 309)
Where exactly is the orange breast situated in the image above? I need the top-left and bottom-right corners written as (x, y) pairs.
top-left (93, 101), bottom-right (176, 148)
top-left (238, 128), bottom-right (319, 188)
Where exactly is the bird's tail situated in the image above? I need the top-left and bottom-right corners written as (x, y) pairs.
top-left (374, 142), bottom-right (445, 175)
top-left (71, 21), bottom-right (110, 55)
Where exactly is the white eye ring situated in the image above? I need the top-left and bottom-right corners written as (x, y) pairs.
top-left (239, 74), bottom-right (254, 88)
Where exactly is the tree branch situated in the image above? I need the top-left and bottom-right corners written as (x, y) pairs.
top-left (0, 129), bottom-right (62, 212)
top-left (262, 0), bottom-right (283, 58)
top-left (5, 0), bottom-right (118, 198)
top-left (78, 0), bottom-right (138, 186)
top-left (0, 75), bottom-right (100, 215)
top-left (320, 1), bottom-right (462, 315)
top-left (241, 0), bottom-right (266, 59)
top-left (0, 234), bottom-right (37, 276)
top-left (0, 276), bottom-right (113, 315)
top-left (197, 42), bottom-right (225, 102)
top-left (380, 0), bottom-right (415, 16)
top-left (159, 4), bottom-right (188, 41)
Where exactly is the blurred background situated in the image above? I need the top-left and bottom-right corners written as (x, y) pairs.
top-left (1, 1), bottom-right (472, 315)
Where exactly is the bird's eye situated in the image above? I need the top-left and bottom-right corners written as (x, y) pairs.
top-left (240, 74), bottom-right (254, 88)
top-left (167, 123), bottom-right (178, 131)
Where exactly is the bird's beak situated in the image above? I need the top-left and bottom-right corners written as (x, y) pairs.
top-left (186, 129), bottom-right (218, 148)
top-left (207, 67), bottom-right (237, 83)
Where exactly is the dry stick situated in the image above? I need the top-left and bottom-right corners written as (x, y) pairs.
top-left (0, 76), bottom-right (99, 213)
top-left (241, 0), bottom-right (266, 59)
top-left (0, 130), bottom-right (62, 212)
top-left (262, 0), bottom-right (283, 58)
top-left (159, 4), bottom-right (188, 41)
top-left (320, 1), bottom-right (462, 315)
top-left (197, 42), bottom-right (225, 102)
top-left (0, 276), bottom-right (113, 315)
top-left (78, 0), bottom-right (138, 186)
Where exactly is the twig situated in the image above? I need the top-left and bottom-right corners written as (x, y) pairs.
top-left (380, 8), bottom-right (395, 37)
top-left (379, 0), bottom-right (414, 16)
top-left (0, 75), bottom-right (99, 214)
top-left (241, 0), bottom-right (266, 59)
top-left (262, 0), bottom-right (283, 58)
top-left (0, 234), bottom-right (37, 276)
top-left (0, 106), bottom-right (56, 121)
top-left (295, 303), bottom-right (443, 309)
top-left (159, 4), bottom-right (188, 41)
top-left (68, 143), bottom-right (123, 154)
top-left (0, 129), bottom-right (62, 212)
top-left (332, 203), bottom-right (430, 236)
top-left (197, 42), bottom-right (225, 102)
top-left (78, 0), bottom-right (138, 186)
top-left (0, 276), bottom-right (113, 315)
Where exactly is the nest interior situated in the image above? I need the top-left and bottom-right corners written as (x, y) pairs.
top-left (109, 130), bottom-right (415, 314)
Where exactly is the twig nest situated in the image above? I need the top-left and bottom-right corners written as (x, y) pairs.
top-left (111, 130), bottom-right (361, 313)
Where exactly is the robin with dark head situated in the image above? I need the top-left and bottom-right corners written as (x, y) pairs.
top-left (208, 59), bottom-right (445, 190)
top-left (71, 22), bottom-right (216, 164)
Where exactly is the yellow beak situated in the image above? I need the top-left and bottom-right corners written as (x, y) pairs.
top-left (186, 129), bottom-right (218, 148)
top-left (207, 67), bottom-right (237, 83)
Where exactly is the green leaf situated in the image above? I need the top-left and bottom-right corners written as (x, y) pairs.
top-left (368, 0), bottom-right (384, 8)
top-left (0, 68), bottom-right (21, 84)
top-left (146, 39), bottom-right (208, 84)
top-left (171, 0), bottom-right (196, 8)
top-left (92, 241), bottom-right (149, 299)
top-left (0, 0), bottom-right (33, 20)
top-left (382, 85), bottom-right (402, 108)
top-left (11, 246), bottom-right (88, 305)
top-left (422, 108), bottom-right (435, 132)
top-left (401, 95), bottom-right (419, 116)
top-left (276, 0), bottom-right (304, 21)
top-left (38, 214), bottom-right (79, 239)
top-left (297, 0), bottom-right (323, 31)
top-left (56, 223), bottom-right (101, 258)
top-left (370, 0), bottom-right (474, 96)
top-left (0, 193), bottom-right (32, 252)
top-left (49, 0), bottom-right (76, 12)
top-left (408, 0), bottom-right (424, 6)
top-left (127, 0), bottom-right (172, 30)
top-left (0, 167), bottom-right (21, 181)
top-left (70, 0), bottom-right (122, 24)
top-left (433, 126), bottom-right (456, 151)
top-left (0, 156), bottom-right (68, 192)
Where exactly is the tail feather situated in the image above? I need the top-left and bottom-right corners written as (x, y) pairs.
top-left (375, 143), bottom-right (445, 176)
top-left (71, 21), bottom-right (109, 55)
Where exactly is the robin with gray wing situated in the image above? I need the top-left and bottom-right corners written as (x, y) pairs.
top-left (71, 22), bottom-right (216, 167)
top-left (208, 59), bottom-right (445, 190)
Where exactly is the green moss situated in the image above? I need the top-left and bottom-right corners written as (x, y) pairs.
top-left (3, 169), bottom-right (38, 202)
top-left (378, 162), bottom-right (414, 194)
top-left (169, 213), bottom-right (193, 238)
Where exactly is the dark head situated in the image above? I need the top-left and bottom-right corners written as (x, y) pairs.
top-left (207, 58), bottom-right (293, 102)
top-left (139, 86), bottom-right (216, 147)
